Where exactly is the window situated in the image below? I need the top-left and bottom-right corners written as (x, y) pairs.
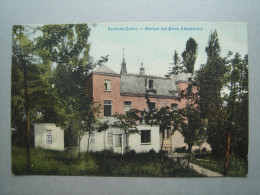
top-left (45, 130), bottom-right (53, 145)
top-left (108, 133), bottom-right (113, 146)
top-left (171, 103), bottom-right (178, 111)
top-left (115, 134), bottom-right (122, 147)
top-left (148, 102), bottom-right (156, 111)
top-left (165, 128), bottom-right (171, 138)
top-left (141, 130), bottom-right (151, 144)
top-left (104, 100), bottom-right (112, 117)
top-left (104, 80), bottom-right (111, 91)
top-left (145, 79), bottom-right (155, 90)
top-left (90, 133), bottom-right (95, 143)
top-left (180, 90), bottom-right (185, 98)
top-left (124, 101), bottom-right (132, 114)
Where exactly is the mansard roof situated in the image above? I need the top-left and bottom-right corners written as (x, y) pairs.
top-left (120, 74), bottom-right (179, 99)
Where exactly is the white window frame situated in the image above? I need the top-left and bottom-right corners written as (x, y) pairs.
top-left (145, 79), bottom-right (155, 90)
top-left (114, 134), bottom-right (122, 147)
top-left (45, 130), bottom-right (53, 145)
top-left (104, 79), bottom-right (111, 91)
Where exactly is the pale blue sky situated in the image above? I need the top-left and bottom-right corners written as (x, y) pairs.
top-left (89, 23), bottom-right (248, 77)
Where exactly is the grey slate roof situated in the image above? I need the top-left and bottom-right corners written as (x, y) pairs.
top-left (93, 64), bottom-right (118, 75)
top-left (120, 74), bottom-right (179, 98)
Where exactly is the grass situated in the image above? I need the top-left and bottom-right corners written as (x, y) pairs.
top-left (190, 153), bottom-right (248, 177)
top-left (12, 147), bottom-right (203, 177)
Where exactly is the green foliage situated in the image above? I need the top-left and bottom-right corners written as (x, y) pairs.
top-left (190, 153), bottom-right (247, 176)
top-left (12, 147), bottom-right (203, 177)
top-left (178, 105), bottom-right (207, 148)
top-left (112, 109), bottom-right (141, 151)
top-left (194, 29), bottom-right (228, 158)
top-left (175, 146), bottom-right (187, 153)
top-left (169, 50), bottom-right (185, 76)
top-left (11, 24), bottom-right (109, 153)
top-left (182, 37), bottom-right (198, 74)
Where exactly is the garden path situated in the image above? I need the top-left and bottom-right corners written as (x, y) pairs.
top-left (168, 153), bottom-right (223, 177)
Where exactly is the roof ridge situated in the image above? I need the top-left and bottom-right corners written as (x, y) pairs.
top-left (94, 64), bottom-right (118, 74)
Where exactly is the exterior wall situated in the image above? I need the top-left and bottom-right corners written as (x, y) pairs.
top-left (91, 74), bottom-right (122, 116)
top-left (171, 130), bottom-right (187, 151)
top-left (171, 130), bottom-right (211, 152)
top-left (129, 125), bottom-right (160, 153)
top-left (34, 123), bottom-right (64, 151)
top-left (79, 124), bottom-right (160, 153)
top-left (90, 74), bottom-right (189, 117)
top-left (80, 131), bottom-right (106, 152)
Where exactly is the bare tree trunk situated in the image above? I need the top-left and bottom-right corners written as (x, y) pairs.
top-left (78, 136), bottom-right (81, 159)
top-left (87, 133), bottom-right (90, 152)
top-left (186, 145), bottom-right (192, 169)
top-left (224, 131), bottom-right (231, 176)
top-left (23, 59), bottom-right (31, 169)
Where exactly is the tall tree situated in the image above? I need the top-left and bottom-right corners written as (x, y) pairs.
top-left (178, 105), bottom-right (207, 169)
top-left (222, 52), bottom-right (248, 175)
top-left (195, 30), bottom-right (227, 157)
top-left (169, 50), bottom-right (185, 76)
top-left (12, 25), bottom-right (34, 168)
top-left (35, 24), bottom-right (108, 156)
top-left (195, 30), bottom-right (226, 117)
top-left (182, 37), bottom-right (198, 74)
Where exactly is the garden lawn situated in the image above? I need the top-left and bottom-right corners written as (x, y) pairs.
top-left (190, 153), bottom-right (248, 177)
top-left (12, 147), bottom-right (203, 177)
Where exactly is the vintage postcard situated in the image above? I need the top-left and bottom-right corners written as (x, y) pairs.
top-left (11, 23), bottom-right (248, 177)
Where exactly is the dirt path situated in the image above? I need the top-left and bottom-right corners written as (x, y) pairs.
top-left (188, 162), bottom-right (223, 177)
top-left (168, 153), bottom-right (223, 177)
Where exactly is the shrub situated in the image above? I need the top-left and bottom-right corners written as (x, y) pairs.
top-left (227, 154), bottom-right (248, 176)
top-left (127, 150), bottom-right (136, 155)
top-left (201, 147), bottom-right (207, 153)
top-left (193, 149), bottom-right (200, 153)
top-left (148, 149), bottom-right (156, 155)
top-left (175, 146), bottom-right (187, 153)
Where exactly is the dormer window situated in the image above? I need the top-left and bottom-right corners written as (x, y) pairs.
top-left (104, 80), bottom-right (111, 91)
top-left (145, 79), bottom-right (155, 90)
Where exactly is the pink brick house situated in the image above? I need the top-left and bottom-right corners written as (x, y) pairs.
top-left (34, 57), bottom-right (211, 153)
top-left (85, 57), bottom-right (196, 153)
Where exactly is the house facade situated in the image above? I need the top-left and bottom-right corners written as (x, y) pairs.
top-left (34, 57), bottom-right (211, 153)
top-left (84, 57), bottom-right (203, 153)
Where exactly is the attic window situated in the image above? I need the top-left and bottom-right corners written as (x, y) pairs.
top-left (145, 79), bottom-right (155, 90)
top-left (104, 80), bottom-right (111, 91)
